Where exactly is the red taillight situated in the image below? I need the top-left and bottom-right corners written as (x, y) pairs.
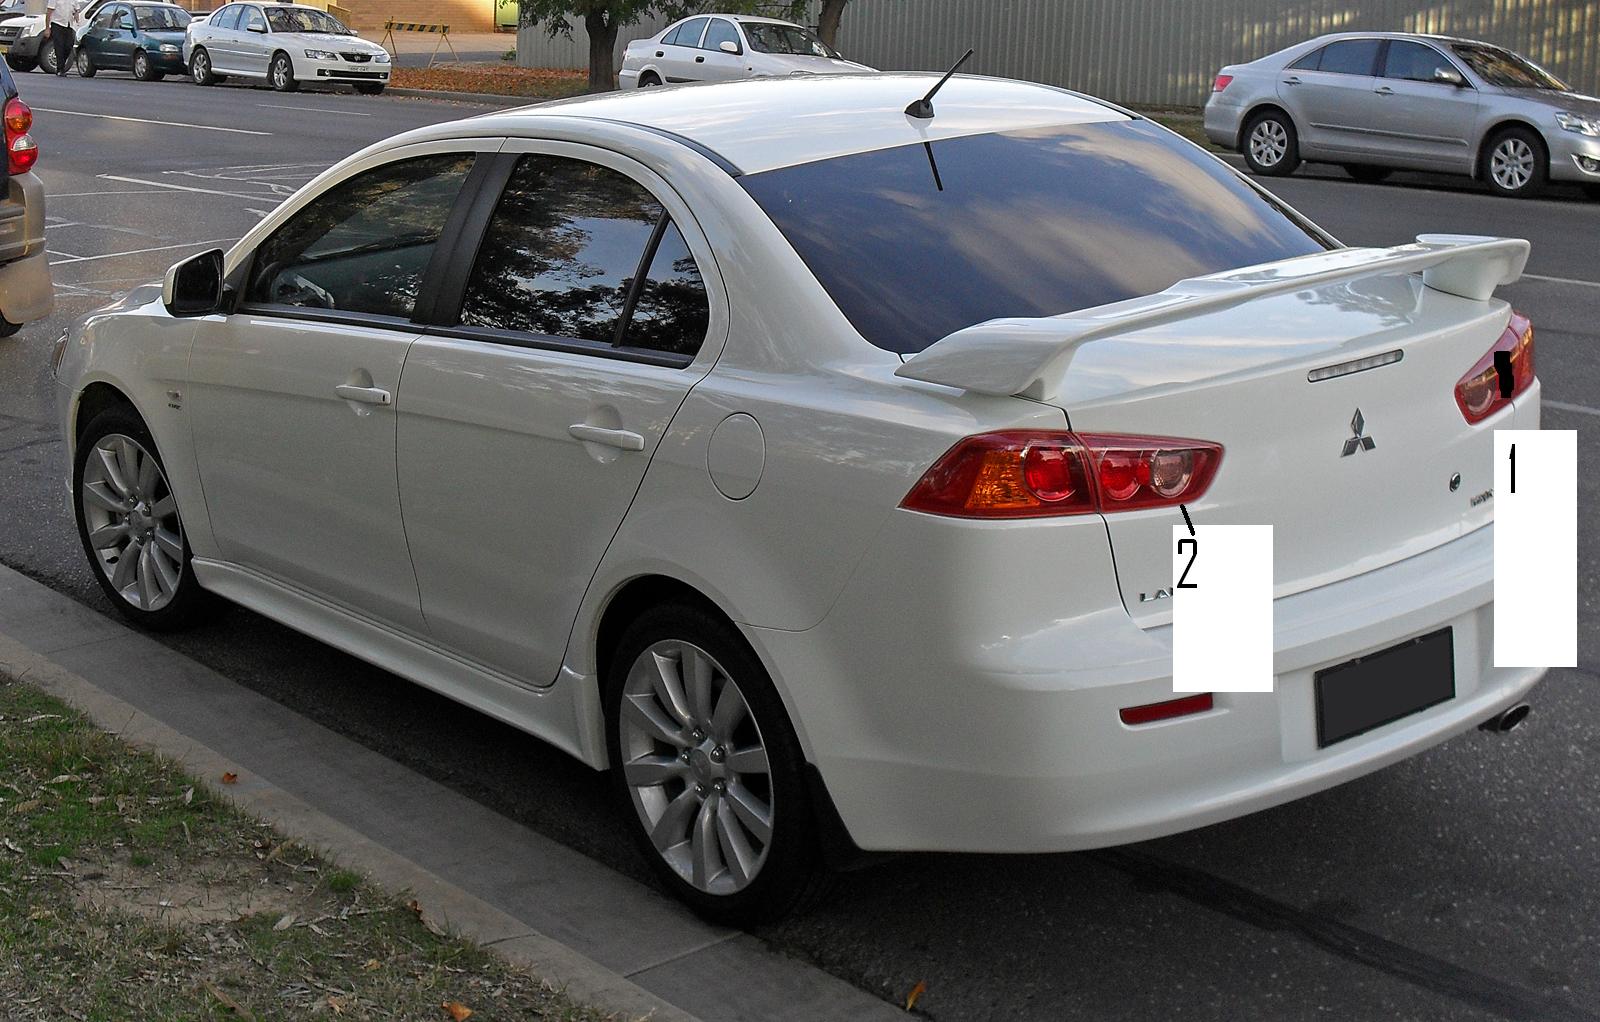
top-left (1455, 312), bottom-right (1533, 424)
top-left (1120, 692), bottom-right (1214, 726)
top-left (900, 431), bottom-right (1222, 519)
top-left (3, 97), bottom-right (35, 175)
top-left (1212, 74), bottom-right (1234, 92)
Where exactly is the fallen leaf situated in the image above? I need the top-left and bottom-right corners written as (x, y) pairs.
top-left (327, 995), bottom-right (345, 1015)
top-left (905, 980), bottom-right (927, 1012)
top-left (45, 774), bottom-right (78, 785)
top-left (11, 800), bottom-right (40, 814)
top-left (442, 1002), bottom-right (473, 1021)
top-left (1, 838), bottom-right (21, 854)
top-left (22, 714), bottom-right (62, 724)
top-left (362, 959), bottom-right (381, 972)
top-left (221, 772), bottom-right (238, 784)
top-left (183, 787), bottom-right (194, 805)
top-left (272, 913), bottom-right (296, 931)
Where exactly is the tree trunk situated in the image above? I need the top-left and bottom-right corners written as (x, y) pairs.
top-left (585, 10), bottom-right (619, 93)
top-left (816, 0), bottom-right (847, 49)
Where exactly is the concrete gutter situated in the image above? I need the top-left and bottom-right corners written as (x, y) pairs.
top-left (0, 564), bottom-right (905, 1022)
top-left (383, 86), bottom-right (535, 107)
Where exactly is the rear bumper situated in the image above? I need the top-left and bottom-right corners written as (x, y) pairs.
top-left (754, 517), bottom-right (1542, 854)
top-left (1203, 93), bottom-right (1243, 149)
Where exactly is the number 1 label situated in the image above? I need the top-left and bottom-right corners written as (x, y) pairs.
top-left (1494, 430), bottom-right (1575, 667)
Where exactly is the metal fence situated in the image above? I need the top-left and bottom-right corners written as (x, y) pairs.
top-left (517, 0), bottom-right (1600, 106)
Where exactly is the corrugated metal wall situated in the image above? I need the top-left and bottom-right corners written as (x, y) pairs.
top-left (517, 0), bottom-right (1600, 106)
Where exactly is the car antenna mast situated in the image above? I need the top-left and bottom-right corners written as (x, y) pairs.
top-left (905, 48), bottom-right (974, 119)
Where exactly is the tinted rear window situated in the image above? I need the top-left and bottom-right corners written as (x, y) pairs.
top-left (1315, 39), bottom-right (1381, 76)
top-left (741, 120), bottom-right (1333, 355)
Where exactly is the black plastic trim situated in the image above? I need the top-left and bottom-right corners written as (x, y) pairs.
top-left (418, 323), bottom-right (694, 369)
top-left (419, 151), bottom-right (518, 328)
top-left (412, 153), bottom-right (498, 326)
top-left (613, 212), bottom-right (671, 346)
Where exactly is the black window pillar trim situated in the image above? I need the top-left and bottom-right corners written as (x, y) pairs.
top-left (410, 152), bottom-right (505, 327)
top-left (416, 150), bottom-right (519, 329)
top-left (612, 211), bottom-right (672, 347)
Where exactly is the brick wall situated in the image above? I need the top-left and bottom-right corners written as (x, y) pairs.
top-left (337, 0), bottom-right (494, 33)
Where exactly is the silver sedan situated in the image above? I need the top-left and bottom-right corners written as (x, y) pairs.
top-left (1205, 32), bottom-right (1600, 198)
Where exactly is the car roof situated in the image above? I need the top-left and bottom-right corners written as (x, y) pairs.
top-left (1298, 31), bottom-right (1487, 47)
top-left (471, 74), bottom-right (1129, 176)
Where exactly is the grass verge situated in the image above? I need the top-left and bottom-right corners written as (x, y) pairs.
top-left (0, 677), bottom-right (619, 1021)
top-left (389, 64), bottom-right (588, 100)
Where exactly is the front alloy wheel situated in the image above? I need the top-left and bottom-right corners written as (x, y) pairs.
top-left (270, 52), bottom-right (297, 92)
top-left (189, 47), bottom-right (214, 84)
top-left (1485, 129), bottom-right (1545, 197)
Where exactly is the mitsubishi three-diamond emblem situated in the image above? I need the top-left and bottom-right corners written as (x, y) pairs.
top-left (1341, 408), bottom-right (1376, 457)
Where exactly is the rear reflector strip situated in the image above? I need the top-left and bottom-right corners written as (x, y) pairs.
top-left (1119, 692), bottom-right (1215, 726)
top-left (1307, 349), bottom-right (1403, 383)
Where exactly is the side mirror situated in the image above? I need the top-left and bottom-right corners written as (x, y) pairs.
top-left (247, 22), bottom-right (265, 32)
top-left (719, 39), bottom-right (739, 54)
top-left (1434, 66), bottom-right (1465, 87)
top-left (163, 248), bottom-right (225, 317)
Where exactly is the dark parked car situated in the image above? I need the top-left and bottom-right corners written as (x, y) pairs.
top-left (76, 1), bottom-right (191, 81)
top-left (0, 57), bottom-right (50, 335)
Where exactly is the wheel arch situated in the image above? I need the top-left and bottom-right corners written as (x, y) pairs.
top-left (637, 66), bottom-right (663, 86)
top-left (74, 380), bottom-right (141, 449)
top-left (1475, 118), bottom-right (1548, 180)
top-left (1238, 102), bottom-right (1294, 151)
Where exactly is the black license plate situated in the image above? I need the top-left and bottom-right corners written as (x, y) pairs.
top-left (1315, 628), bottom-right (1455, 748)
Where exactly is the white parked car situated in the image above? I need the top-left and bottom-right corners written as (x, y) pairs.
top-left (185, 0), bottom-right (388, 93)
top-left (54, 74), bottom-right (1544, 924)
top-left (619, 14), bottom-right (872, 88)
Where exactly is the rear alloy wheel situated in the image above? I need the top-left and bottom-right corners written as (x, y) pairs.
top-left (133, 49), bottom-right (163, 81)
top-left (189, 46), bottom-right (217, 84)
top-left (639, 71), bottom-right (661, 87)
top-left (74, 407), bottom-right (211, 629)
top-left (1483, 127), bottom-right (1546, 198)
top-left (74, 49), bottom-right (95, 77)
top-left (607, 604), bottom-right (825, 926)
top-left (1242, 110), bottom-right (1300, 176)
top-left (1343, 164), bottom-right (1392, 184)
top-left (269, 51), bottom-right (298, 92)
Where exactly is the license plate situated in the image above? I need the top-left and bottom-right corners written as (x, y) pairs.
top-left (1315, 628), bottom-right (1455, 747)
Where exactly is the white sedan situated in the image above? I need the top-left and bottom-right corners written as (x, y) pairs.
top-left (54, 74), bottom-right (1544, 924)
top-left (185, 1), bottom-right (388, 93)
top-left (619, 14), bottom-right (872, 88)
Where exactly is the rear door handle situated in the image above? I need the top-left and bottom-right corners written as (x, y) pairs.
top-left (655, 49), bottom-right (664, 57)
top-left (695, 55), bottom-right (705, 63)
top-left (1374, 85), bottom-right (1395, 95)
top-left (1282, 75), bottom-right (1301, 85)
top-left (334, 384), bottom-right (391, 406)
top-left (568, 424), bottom-right (645, 451)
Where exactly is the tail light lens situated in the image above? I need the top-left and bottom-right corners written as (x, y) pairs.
top-left (901, 431), bottom-right (1222, 519)
top-left (1212, 74), bottom-right (1234, 92)
top-left (1120, 692), bottom-right (1214, 726)
top-left (1455, 312), bottom-right (1533, 424)
top-left (4, 97), bottom-right (35, 175)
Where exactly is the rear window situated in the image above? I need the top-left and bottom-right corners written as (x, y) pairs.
top-left (740, 120), bottom-right (1333, 355)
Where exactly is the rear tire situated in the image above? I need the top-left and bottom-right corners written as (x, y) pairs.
top-left (1342, 164), bottom-right (1392, 184)
top-left (1481, 126), bottom-right (1547, 198)
top-left (74, 49), bottom-right (95, 77)
top-left (0, 316), bottom-right (21, 338)
top-left (353, 82), bottom-right (384, 95)
top-left (605, 602), bottom-right (827, 926)
top-left (1241, 109), bottom-right (1300, 176)
top-left (73, 405), bottom-right (214, 631)
top-left (269, 51), bottom-right (297, 92)
top-left (5, 55), bottom-right (37, 72)
top-left (638, 71), bottom-right (661, 87)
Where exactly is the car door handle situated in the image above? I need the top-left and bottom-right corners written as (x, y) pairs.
top-left (695, 55), bottom-right (705, 63)
top-left (568, 424), bottom-right (645, 451)
top-left (655, 49), bottom-right (664, 57)
top-left (334, 384), bottom-right (391, 406)
top-left (1374, 85), bottom-right (1395, 95)
top-left (1282, 75), bottom-right (1301, 85)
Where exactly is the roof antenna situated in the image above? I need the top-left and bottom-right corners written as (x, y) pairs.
top-left (905, 48), bottom-right (974, 119)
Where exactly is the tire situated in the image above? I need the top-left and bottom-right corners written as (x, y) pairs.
top-left (1584, 184), bottom-right (1600, 201)
top-left (269, 51), bottom-right (297, 92)
top-left (132, 49), bottom-right (162, 81)
top-left (189, 46), bottom-right (217, 85)
top-left (0, 316), bottom-right (21, 338)
top-left (5, 55), bottom-right (37, 73)
top-left (74, 49), bottom-right (95, 77)
top-left (353, 82), bottom-right (384, 95)
top-left (638, 71), bottom-right (661, 87)
top-left (1481, 126), bottom-right (1547, 198)
top-left (39, 43), bottom-right (58, 75)
top-left (73, 405), bottom-right (213, 630)
top-left (605, 603), bottom-right (827, 926)
top-left (1343, 164), bottom-right (1392, 184)
top-left (1241, 109), bottom-right (1300, 176)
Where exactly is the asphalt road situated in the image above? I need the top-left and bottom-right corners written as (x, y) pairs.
top-left (1, 72), bottom-right (1596, 1022)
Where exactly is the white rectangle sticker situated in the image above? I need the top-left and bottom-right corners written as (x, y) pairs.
top-left (1172, 524), bottom-right (1274, 693)
top-left (1494, 429), bottom-right (1576, 667)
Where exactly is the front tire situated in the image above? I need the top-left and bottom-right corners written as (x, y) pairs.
top-left (39, 43), bottom-right (58, 75)
top-left (1482, 127), bottom-right (1547, 198)
top-left (1241, 109), bottom-right (1300, 176)
top-left (1584, 184), bottom-right (1600, 201)
top-left (269, 51), bottom-right (297, 92)
top-left (133, 49), bottom-right (163, 81)
top-left (606, 603), bottom-right (825, 926)
top-left (353, 82), bottom-right (384, 95)
top-left (189, 46), bottom-right (218, 84)
top-left (74, 50), bottom-right (95, 77)
top-left (0, 316), bottom-right (20, 338)
top-left (73, 406), bottom-right (211, 630)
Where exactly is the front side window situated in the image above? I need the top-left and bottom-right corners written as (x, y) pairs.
top-left (246, 153), bottom-right (474, 319)
top-left (1383, 41), bottom-right (1457, 83)
top-left (91, 6), bottom-right (116, 28)
top-left (1451, 43), bottom-right (1566, 90)
top-left (111, 5), bottom-right (133, 29)
top-left (237, 5), bottom-right (265, 32)
top-left (135, 5), bottom-right (190, 29)
top-left (744, 22), bottom-right (836, 58)
top-left (741, 120), bottom-right (1332, 355)
top-left (457, 154), bottom-right (709, 356)
top-left (1314, 39), bottom-right (1381, 76)
top-left (702, 18), bottom-right (739, 52)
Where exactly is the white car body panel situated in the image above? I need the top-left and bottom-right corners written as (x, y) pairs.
top-left (619, 14), bottom-right (874, 91)
top-left (54, 76), bottom-right (1546, 856)
top-left (185, 2), bottom-right (388, 84)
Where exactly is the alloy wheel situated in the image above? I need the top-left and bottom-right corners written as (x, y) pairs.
top-left (618, 640), bottom-right (773, 896)
top-left (271, 56), bottom-right (291, 89)
top-left (1249, 119), bottom-right (1287, 168)
top-left (79, 434), bottom-right (185, 612)
top-left (192, 50), bottom-right (210, 83)
top-left (1491, 138), bottom-right (1535, 192)
top-left (134, 52), bottom-right (148, 79)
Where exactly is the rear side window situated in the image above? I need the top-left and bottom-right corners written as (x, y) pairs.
top-left (206, 3), bottom-right (235, 29)
top-left (1314, 39), bottom-right (1381, 75)
top-left (670, 17), bottom-right (707, 47)
top-left (1383, 41), bottom-right (1456, 82)
top-left (246, 152), bottom-right (474, 319)
top-left (457, 154), bottom-right (710, 357)
top-left (741, 120), bottom-right (1332, 355)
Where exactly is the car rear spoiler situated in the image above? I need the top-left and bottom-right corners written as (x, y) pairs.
top-left (894, 234), bottom-right (1530, 400)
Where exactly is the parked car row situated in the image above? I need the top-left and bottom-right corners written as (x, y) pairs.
top-left (620, 14), bottom-right (873, 89)
top-left (0, 0), bottom-right (387, 93)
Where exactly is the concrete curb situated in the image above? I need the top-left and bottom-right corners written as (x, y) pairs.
top-left (0, 629), bottom-right (694, 1022)
top-left (383, 86), bottom-right (536, 107)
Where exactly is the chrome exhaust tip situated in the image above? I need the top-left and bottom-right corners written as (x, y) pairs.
top-left (1479, 703), bottom-right (1530, 734)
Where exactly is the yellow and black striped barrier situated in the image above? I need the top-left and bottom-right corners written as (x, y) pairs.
top-left (380, 20), bottom-right (460, 67)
